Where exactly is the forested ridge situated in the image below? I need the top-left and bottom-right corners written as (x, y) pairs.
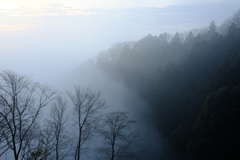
top-left (95, 10), bottom-right (240, 160)
top-left (1, 9), bottom-right (240, 160)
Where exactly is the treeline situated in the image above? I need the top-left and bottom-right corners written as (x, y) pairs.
top-left (95, 10), bottom-right (240, 160)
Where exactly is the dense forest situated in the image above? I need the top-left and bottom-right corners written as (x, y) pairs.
top-left (1, 9), bottom-right (240, 160)
top-left (94, 10), bottom-right (240, 160)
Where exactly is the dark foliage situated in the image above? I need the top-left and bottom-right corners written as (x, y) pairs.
top-left (96, 16), bottom-right (240, 159)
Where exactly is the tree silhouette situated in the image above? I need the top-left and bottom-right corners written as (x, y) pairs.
top-left (66, 86), bottom-right (105, 160)
top-left (96, 112), bottom-right (140, 160)
top-left (0, 70), bottom-right (57, 160)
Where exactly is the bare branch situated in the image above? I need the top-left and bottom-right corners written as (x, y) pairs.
top-left (0, 70), bottom-right (57, 160)
top-left (96, 112), bottom-right (140, 160)
top-left (66, 86), bottom-right (106, 160)
top-left (41, 96), bottom-right (73, 160)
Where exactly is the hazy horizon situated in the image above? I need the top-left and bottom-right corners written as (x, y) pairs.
top-left (1, 0), bottom-right (240, 85)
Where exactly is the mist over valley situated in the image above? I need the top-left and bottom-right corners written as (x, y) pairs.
top-left (1, 1), bottom-right (240, 160)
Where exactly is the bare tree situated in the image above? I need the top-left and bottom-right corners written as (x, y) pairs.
top-left (41, 96), bottom-right (73, 160)
top-left (0, 70), bottom-right (57, 160)
top-left (66, 86), bottom-right (105, 160)
top-left (96, 112), bottom-right (140, 160)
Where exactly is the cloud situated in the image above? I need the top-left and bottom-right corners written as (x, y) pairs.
top-left (1, 0), bottom-right (239, 33)
top-left (0, 3), bottom-right (100, 17)
top-left (85, 0), bottom-right (240, 8)
top-left (147, 0), bottom-right (240, 8)
top-left (1, 0), bottom-right (239, 18)
top-left (0, 24), bottom-right (35, 31)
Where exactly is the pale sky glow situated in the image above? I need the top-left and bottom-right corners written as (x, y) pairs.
top-left (0, 0), bottom-right (239, 17)
top-left (0, 2), bottom-right (19, 10)
top-left (0, 0), bottom-right (239, 19)
top-left (0, 0), bottom-right (240, 85)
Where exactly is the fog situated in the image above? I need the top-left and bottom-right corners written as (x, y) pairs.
top-left (1, 1), bottom-right (240, 86)
top-left (1, 1), bottom-right (240, 160)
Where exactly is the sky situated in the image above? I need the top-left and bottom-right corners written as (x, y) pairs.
top-left (0, 0), bottom-right (240, 86)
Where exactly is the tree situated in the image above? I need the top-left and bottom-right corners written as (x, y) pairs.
top-left (96, 42), bottom-right (134, 71)
top-left (66, 86), bottom-right (105, 160)
top-left (232, 10), bottom-right (240, 27)
top-left (26, 137), bottom-right (51, 160)
top-left (187, 86), bottom-right (240, 160)
top-left (158, 32), bottom-right (171, 45)
top-left (185, 31), bottom-right (194, 44)
top-left (209, 21), bottom-right (217, 33)
top-left (41, 96), bottom-right (73, 160)
top-left (170, 32), bottom-right (181, 45)
top-left (0, 70), bottom-right (57, 160)
top-left (96, 112), bottom-right (140, 160)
